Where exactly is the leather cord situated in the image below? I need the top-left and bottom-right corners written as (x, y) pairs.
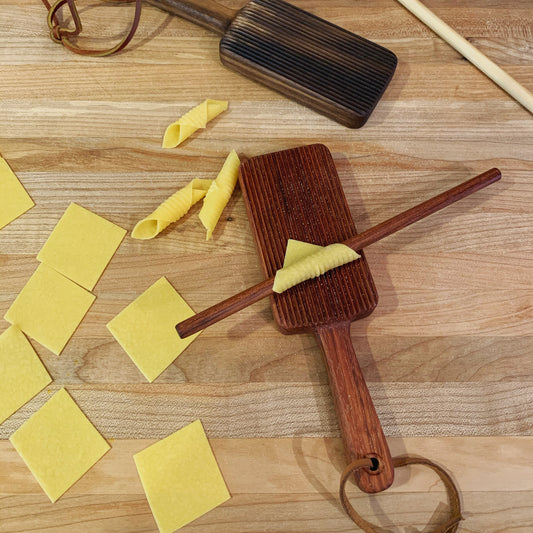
top-left (42, 0), bottom-right (142, 56)
top-left (340, 455), bottom-right (463, 532)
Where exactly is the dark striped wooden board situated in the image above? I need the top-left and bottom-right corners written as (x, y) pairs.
top-left (148, 0), bottom-right (397, 127)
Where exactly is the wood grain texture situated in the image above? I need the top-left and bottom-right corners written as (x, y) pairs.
top-left (177, 166), bottom-right (501, 337)
top-left (1, 438), bottom-right (532, 531)
top-left (0, 0), bottom-right (532, 530)
top-left (238, 144), bottom-right (393, 492)
top-left (395, 0), bottom-right (533, 113)
top-left (144, 0), bottom-right (398, 127)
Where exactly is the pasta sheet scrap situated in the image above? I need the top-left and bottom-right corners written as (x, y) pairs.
top-left (134, 419), bottom-right (230, 533)
top-left (282, 239), bottom-right (324, 268)
top-left (273, 239), bottom-right (360, 293)
top-left (106, 277), bottom-right (200, 382)
top-left (132, 179), bottom-right (213, 240)
top-left (10, 388), bottom-right (110, 503)
top-left (162, 100), bottom-right (228, 148)
top-left (4, 263), bottom-right (96, 355)
top-left (37, 203), bottom-right (127, 291)
top-left (0, 326), bottom-right (52, 425)
top-left (199, 150), bottom-right (240, 240)
top-left (0, 156), bottom-right (34, 230)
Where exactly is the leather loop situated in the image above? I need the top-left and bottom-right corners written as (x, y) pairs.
top-left (339, 455), bottom-right (463, 532)
top-left (42, 0), bottom-right (142, 56)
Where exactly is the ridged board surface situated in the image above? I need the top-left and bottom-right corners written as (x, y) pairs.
top-left (239, 144), bottom-right (378, 333)
top-left (220, 0), bottom-right (397, 127)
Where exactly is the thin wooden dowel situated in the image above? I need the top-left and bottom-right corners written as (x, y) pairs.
top-left (176, 168), bottom-right (501, 338)
top-left (344, 167), bottom-right (501, 251)
top-left (395, 0), bottom-right (533, 114)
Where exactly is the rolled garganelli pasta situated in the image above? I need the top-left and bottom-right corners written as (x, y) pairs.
top-left (132, 179), bottom-right (212, 240)
top-left (199, 150), bottom-right (240, 240)
top-left (273, 240), bottom-right (360, 293)
top-left (162, 100), bottom-right (228, 148)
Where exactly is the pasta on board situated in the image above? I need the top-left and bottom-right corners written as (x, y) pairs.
top-left (162, 100), bottom-right (228, 148)
top-left (273, 241), bottom-right (360, 293)
top-left (282, 239), bottom-right (324, 268)
top-left (199, 150), bottom-right (241, 240)
top-left (132, 179), bottom-right (212, 240)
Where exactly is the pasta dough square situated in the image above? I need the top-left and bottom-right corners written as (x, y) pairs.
top-left (107, 277), bottom-right (200, 382)
top-left (37, 203), bottom-right (126, 290)
top-left (134, 420), bottom-right (230, 533)
top-left (9, 388), bottom-right (110, 502)
top-left (283, 239), bottom-right (323, 267)
top-left (0, 326), bottom-right (52, 425)
top-left (0, 156), bottom-right (34, 230)
top-left (5, 263), bottom-right (96, 355)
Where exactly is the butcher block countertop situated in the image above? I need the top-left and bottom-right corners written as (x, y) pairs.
top-left (0, 1), bottom-right (532, 531)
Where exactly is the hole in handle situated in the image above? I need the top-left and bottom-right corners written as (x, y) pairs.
top-left (364, 455), bottom-right (382, 474)
top-left (369, 457), bottom-right (380, 472)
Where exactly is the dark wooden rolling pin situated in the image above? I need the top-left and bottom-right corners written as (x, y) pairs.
top-left (145, 0), bottom-right (397, 127)
top-left (177, 167), bottom-right (501, 338)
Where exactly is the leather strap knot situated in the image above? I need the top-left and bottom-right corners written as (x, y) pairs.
top-left (50, 24), bottom-right (62, 43)
top-left (340, 455), bottom-right (463, 532)
top-left (42, 0), bottom-right (142, 56)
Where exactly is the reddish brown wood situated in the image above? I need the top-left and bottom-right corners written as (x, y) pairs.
top-left (236, 144), bottom-right (391, 493)
top-left (145, 0), bottom-right (397, 127)
top-left (184, 278), bottom-right (275, 332)
top-left (176, 165), bottom-right (501, 338)
top-left (345, 167), bottom-right (502, 252)
top-left (176, 145), bottom-right (501, 494)
top-left (315, 322), bottom-right (393, 493)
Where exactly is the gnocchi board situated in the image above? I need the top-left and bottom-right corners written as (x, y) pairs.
top-left (147, 0), bottom-right (397, 127)
top-left (239, 143), bottom-right (393, 493)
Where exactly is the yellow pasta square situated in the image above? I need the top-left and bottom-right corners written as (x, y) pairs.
top-left (134, 420), bottom-right (230, 533)
top-left (0, 156), bottom-right (34, 230)
top-left (37, 203), bottom-right (126, 290)
top-left (10, 388), bottom-right (110, 502)
top-left (0, 326), bottom-right (52, 425)
top-left (5, 263), bottom-right (96, 355)
top-left (107, 277), bottom-right (200, 382)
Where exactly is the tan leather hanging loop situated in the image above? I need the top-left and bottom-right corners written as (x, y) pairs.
top-left (42, 0), bottom-right (142, 56)
top-left (339, 455), bottom-right (463, 533)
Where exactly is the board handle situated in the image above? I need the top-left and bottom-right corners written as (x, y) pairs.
top-left (315, 322), bottom-right (394, 493)
top-left (145, 0), bottom-right (237, 35)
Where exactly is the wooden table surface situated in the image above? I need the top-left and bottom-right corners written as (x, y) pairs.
top-left (1, 1), bottom-right (532, 531)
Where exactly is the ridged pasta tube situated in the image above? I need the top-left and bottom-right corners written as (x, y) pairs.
top-left (199, 150), bottom-right (241, 240)
top-left (132, 179), bottom-right (213, 240)
top-left (273, 241), bottom-right (360, 293)
top-left (162, 100), bottom-right (228, 148)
